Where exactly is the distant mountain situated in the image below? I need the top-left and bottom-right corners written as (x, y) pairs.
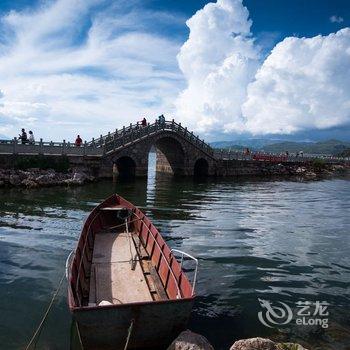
top-left (210, 138), bottom-right (350, 155)
top-left (210, 138), bottom-right (287, 150)
top-left (262, 139), bottom-right (350, 155)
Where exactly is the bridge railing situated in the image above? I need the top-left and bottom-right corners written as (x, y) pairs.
top-left (101, 119), bottom-right (214, 156)
top-left (0, 138), bottom-right (103, 156)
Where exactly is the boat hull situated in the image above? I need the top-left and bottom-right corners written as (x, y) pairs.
top-left (67, 194), bottom-right (197, 349)
top-left (73, 298), bottom-right (194, 349)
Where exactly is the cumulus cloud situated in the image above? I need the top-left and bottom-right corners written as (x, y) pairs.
top-left (0, 0), bottom-right (183, 140)
top-left (330, 15), bottom-right (344, 23)
top-left (243, 28), bottom-right (350, 134)
top-left (175, 0), bottom-right (260, 134)
top-left (1, 0), bottom-right (350, 140)
top-left (176, 0), bottom-right (350, 136)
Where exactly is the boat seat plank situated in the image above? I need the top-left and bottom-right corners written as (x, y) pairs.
top-left (100, 206), bottom-right (124, 211)
top-left (149, 264), bottom-right (169, 300)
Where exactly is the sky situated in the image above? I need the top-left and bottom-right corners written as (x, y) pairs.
top-left (0, 0), bottom-right (349, 142)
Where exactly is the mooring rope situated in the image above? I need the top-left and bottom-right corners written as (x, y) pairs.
top-left (25, 271), bottom-right (65, 350)
top-left (75, 322), bottom-right (84, 350)
top-left (123, 319), bottom-right (134, 350)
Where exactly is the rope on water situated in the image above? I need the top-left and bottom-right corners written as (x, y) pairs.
top-left (123, 319), bottom-right (134, 350)
top-left (76, 322), bottom-right (84, 350)
top-left (25, 271), bottom-right (65, 350)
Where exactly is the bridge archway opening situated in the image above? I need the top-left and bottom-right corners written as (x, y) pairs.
top-left (115, 156), bottom-right (136, 179)
top-left (194, 158), bottom-right (209, 177)
top-left (149, 137), bottom-right (185, 177)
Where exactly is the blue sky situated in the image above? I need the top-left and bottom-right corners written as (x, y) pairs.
top-left (0, 0), bottom-right (349, 142)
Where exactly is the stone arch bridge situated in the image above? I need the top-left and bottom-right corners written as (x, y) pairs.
top-left (0, 120), bottom-right (218, 177)
top-left (0, 119), bottom-right (347, 178)
top-left (95, 120), bottom-right (216, 177)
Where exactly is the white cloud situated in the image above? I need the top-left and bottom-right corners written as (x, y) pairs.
top-left (175, 0), bottom-right (260, 135)
top-left (1, 0), bottom-right (350, 141)
top-left (243, 28), bottom-right (350, 134)
top-left (0, 0), bottom-right (183, 140)
top-left (176, 0), bottom-right (350, 136)
top-left (330, 15), bottom-right (344, 23)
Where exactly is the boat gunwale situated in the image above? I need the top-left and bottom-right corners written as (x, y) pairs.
top-left (70, 295), bottom-right (195, 313)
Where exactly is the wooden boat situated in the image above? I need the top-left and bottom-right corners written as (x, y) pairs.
top-left (66, 194), bottom-right (198, 350)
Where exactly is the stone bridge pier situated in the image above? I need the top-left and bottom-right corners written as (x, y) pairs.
top-left (101, 131), bottom-right (217, 178)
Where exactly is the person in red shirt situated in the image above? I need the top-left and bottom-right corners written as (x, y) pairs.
top-left (141, 117), bottom-right (147, 127)
top-left (75, 135), bottom-right (82, 147)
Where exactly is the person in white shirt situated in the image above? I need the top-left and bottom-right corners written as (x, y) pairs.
top-left (28, 130), bottom-right (35, 144)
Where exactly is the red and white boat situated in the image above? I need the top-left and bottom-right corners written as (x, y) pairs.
top-left (66, 194), bottom-right (198, 349)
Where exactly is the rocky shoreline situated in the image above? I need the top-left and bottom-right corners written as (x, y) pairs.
top-left (0, 168), bottom-right (95, 188)
top-left (0, 163), bottom-right (348, 189)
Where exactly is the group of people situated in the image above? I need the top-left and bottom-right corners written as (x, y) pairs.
top-left (140, 114), bottom-right (165, 127)
top-left (19, 128), bottom-right (35, 144)
top-left (19, 128), bottom-right (83, 147)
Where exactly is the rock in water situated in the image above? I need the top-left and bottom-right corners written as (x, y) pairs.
top-left (230, 337), bottom-right (277, 350)
top-left (167, 330), bottom-right (214, 350)
top-left (230, 338), bottom-right (309, 350)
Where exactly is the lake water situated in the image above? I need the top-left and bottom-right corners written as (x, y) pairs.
top-left (0, 156), bottom-right (349, 349)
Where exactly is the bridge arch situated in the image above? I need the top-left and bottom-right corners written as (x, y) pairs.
top-left (114, 156), bottom-right (136, 178)
top-left (194, 158), bottom-right (209, 177)
top-left (153, 136), bottom-right (185, 176)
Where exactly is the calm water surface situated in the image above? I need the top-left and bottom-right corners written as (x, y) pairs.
top-left (0, 161), bottom-right (349, 349)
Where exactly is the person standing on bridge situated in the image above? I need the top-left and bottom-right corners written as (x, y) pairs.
top-left (19, 128), bottom-right (27, 144)
top-left (28, 131), bottom-right (35, 144)
top-left (75, 135), bottom-right (82, 147)
top-left (141, 117), bottom-right (147, 127)
top-left (158, 114), bottom-right (165, 125)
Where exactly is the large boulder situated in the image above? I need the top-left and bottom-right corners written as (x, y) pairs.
top-left (167, 330), bottom-right (214, 350)
top-left (230, 337), bottom-right (277, 350)
top-left (230, 338), bottom-right (308, 350)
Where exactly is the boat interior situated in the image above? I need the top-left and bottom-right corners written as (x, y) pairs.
top-left (69, 196), bottom-right (193, 308)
